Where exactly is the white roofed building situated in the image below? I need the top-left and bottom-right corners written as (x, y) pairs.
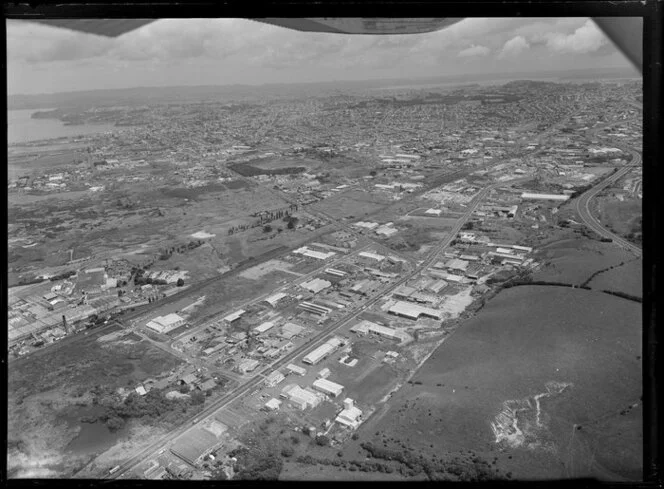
top-left (301, 278), bottom-right (332, 294)
top-left (146, 313), bottom-right (186, 334)
top-left (312, 378), bottom-right (344, 397)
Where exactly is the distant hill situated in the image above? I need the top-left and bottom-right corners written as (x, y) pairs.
top-left (8, 66), bottom-right (639, 110)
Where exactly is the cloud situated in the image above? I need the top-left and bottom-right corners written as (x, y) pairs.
top-left (497, 36), bottom-right (530, 59)
top-left (544, 20), bottom-right (608, 54)
top-left (458, 44), bottom-right (490, 58)
top-left (6, 21), bottom-right (113, 63)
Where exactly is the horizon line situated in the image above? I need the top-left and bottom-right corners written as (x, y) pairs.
top-left (8, 66), bottom-right (640, 98)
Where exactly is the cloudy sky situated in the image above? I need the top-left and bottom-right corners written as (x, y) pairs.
top-left (6, 17), bottom-right (637, 95)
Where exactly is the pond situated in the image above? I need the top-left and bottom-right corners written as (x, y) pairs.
top-left (62, 405), bottom-right (130, 456)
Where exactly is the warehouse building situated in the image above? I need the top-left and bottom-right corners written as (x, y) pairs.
top-left (253, 321), bottom-right (276, 334)
top-left (353, 221), bottom-right (379, 230)
top-left (350, 320), bottom-right (409, 342)
top-left (317, 368), bottom-right (331, 379)
top-left (264, 292), bottom-right (288, 308)
top-left (223, 310), bottom-right (245, 323)
top-left (264, 398), bottom-right (282, 411)
top-left (325, 268), bottom-right (347, 277)
top-left (521, 192), bottom-right (570, 201)
top-left (286, 363), bottom-right (307, 376)
top-left (388, 301), bottom-right (443, 320)
top-left (303, 337), bottom-right (344, 365)
top-left (146, 313), bottom-right (186, 334)
top-left (293, 246), bottom-right (336, 260)
top-left (298, 302), bottom-right (331, 316)
top-left (264, 370), bottom-right (286, 387)
top-left (301, 278), bottom-right (332, 294)
top-left (444, 258), bottom-right (469, 272)
top-left (426, 280), bottom-right (448, 293)
top-left (280, 384), bottom-right (322, 410)
top-left (335, 398), bottom-right (363, 429)
top-left (312, 378), bottom-right (344, 398)
top-left (358, 251), bottom-right (385, 261)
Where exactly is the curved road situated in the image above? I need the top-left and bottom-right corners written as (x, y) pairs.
top-left (574, 148), bottom-right (642, 256)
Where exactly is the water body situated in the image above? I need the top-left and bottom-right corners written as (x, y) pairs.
top-left (63, 405), bottom-right (129, 456)
top-left (8, 109), bottom-right (118, 145)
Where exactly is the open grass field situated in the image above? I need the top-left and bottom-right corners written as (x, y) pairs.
top-left (359, 285), bottom-right (642, 481)
top-left (533, 238), bottom-right (635, 285)
top-left (588, 257), bottom-right (643, 298)
top-left (596, 197), bottom-right (641, 238)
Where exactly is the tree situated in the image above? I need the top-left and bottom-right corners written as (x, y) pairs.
top-left (263, 225), bottom-right (273, 233)
top-left (190, 390), bottom-right (205, 405)
top-left (370, 170), bottom-right (377, 177)
top-left (176, 278), bottom-right (185, 287)
top-left (106, 415), bottom-right (125, 432)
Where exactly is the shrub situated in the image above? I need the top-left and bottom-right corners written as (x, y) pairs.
top-left (315, 435), bottom-right (330, 446)
top-left (280, 446), bottom-right (294, 458)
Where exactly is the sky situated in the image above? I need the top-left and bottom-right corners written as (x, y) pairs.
top-left (6, 17), bottom-right (638, 95)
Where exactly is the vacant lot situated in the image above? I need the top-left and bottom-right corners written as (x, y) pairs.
top-left (361, 285), bottom-right (642, 481)
top-left (312, 190), bottom-right (393, 220)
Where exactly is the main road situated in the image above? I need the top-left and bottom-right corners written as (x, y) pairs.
top-left (574, 148), bottom-right (642, 256)
top-left (107, 175), bottom-right (527, 480)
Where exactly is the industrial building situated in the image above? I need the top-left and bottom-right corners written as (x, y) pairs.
top-left (444, 258), bottom-right (469, 272)
top-left (350, 320), bottom-right (408, 342)
top-left (146, 313), bottom-right (186, 334)
top-left (521, 192), bottom-right (570, 201)
top-left (358, 251), bottom-right (385, 261)
top-left (264, 398), bottom-right (282, 411)
top-left (293, 246), bottom-right (336, 260)
top-left (335, 398), bottom-right (363, 429)
top-left (264, 292), bottom-right (288, 308)
top-left (170, 423), bottom-right (226, 466)
top-left (280, 384), bottom-right (322, 410)
top-left (388, 301), bottom-right (443, 320)
top-left (223, 310), bottom-right (246, 323)
top-left (325, 268), bottom-right (347, 277)
top-left (317, 368), bottom-right (331, 379)
top-left (298, 302), bottom-right (331, 316)
top-left (265, 370), bottom-right (286, 387)
top-left (302, 337), bottom-right (344, 365)
top-left (312, 378), bottom-right (344, 398)
top-left (286, 363), bottom-right (307, 376)
top-left (353, 221), bottom-right (379, 230)
top-left (253, 321), bottom-right (276, 334)
top-left (301, 278), bottom-right (332, 294)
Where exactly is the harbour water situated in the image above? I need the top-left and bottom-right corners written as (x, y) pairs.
top-left (8, 109), bottom-right (118, 145)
